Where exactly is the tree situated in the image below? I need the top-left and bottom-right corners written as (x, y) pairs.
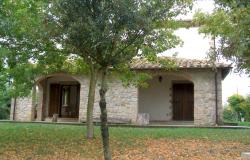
top-left (242, 95), bottom-right (250, 121)
top-left (223, 94), bottom-right (250, 122)
top-left (0, 61), bottom-right (11, 120)
top-left (0, 0), bottom-right (69, 97)
top-left (227, 94), bottom-right (246, 121)
top-left (193, 0), bottom-right (250, 72)
top-left (0, 0), bottom-right (97, 139)
top-left (47, 0), bottom-right (192, 159)
top-left (223, 106), bottom-right (238, 122)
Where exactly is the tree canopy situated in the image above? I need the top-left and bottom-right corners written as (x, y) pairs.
top-left (45, 0), bottom-right (192, 68)
top-left (224, 94), bottom-right (250, 122)
top-left (194, 0), bottom-right (250, 72)
top-left (0, 0), bottom-right (193, 159)
top-left (0, 0), bottom-right (90, 97)
top-left (46, 1), bottom-right (192, 159)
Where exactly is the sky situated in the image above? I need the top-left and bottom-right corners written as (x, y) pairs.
top-left (162, 0), bottom-right (250, 104)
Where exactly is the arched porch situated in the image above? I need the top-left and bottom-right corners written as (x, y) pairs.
top-left (138, 72), bottom-right (194, 124)
top-left (35, 73), bottom-right (82, 122)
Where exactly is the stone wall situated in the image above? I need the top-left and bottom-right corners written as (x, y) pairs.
top-left (191, 69), bottom-right (222, 126)
top-left (216, 69), bottom-right (223, 124)
top-left (79, 76), bottom-right (138, 123)
top-left (11, 69), bottom-right (224, 126)
top-left (9, 99), bottom-right (15, 120)
top-left (10, 97), bottom-right (33, 121)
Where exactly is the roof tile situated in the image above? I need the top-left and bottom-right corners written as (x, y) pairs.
top-left (131, 57), bottom-right (231, 69)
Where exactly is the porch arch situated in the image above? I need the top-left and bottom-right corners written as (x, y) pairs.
top-left (35, 73), bottom-right (82, 121)
top-left (138, 72), bottom-right (194, 123)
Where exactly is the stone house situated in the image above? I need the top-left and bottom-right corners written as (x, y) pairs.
top-left (10, 58), bottom-right (231, 126)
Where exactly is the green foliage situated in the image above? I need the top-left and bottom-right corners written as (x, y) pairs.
top-left (1, 1), bottom-right (192, 158)
top-left (0, 0), bottom-right (46, 97)
top-left (158, 58), bottom-right (178, 70)
top-left (45, 1), bottom-right (192, 159)
top-left (62, 58), bottom-right (90, 75)
top-left (0, 0), bottom-right (193, 98)
top-left (39, 1), bottom-right (190, 109)
top-left (46, 0), bottom-right (192, 69)
top-left (0, 99), bottom-right (10, 120)
top-left (223, 106), bottom-right (238, 122)
top-left (243, 96), bottom-right (250, 121)
top-left (119, 70), bottom-right (152, 88)
top-left (227, 94), bottom-right (246, 120)
top-left (224, 94), bottom-right (250, 122)
top-left (0, 81), bottom-right (11, 120)
top-left (0, 59), bottom-right (11, 120)
top-left (116, 57), bottom-right (177, 88)
top-left (193, 0), bottom-right (250, 72)
top-left (0, 89), bottom-right (11, 120)
top-left (0, 0), bottom-right (85, 98)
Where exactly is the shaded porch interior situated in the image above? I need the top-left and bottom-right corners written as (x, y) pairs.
top-left (36, 74), bottom-right (81, 121)
top-left (138, 74), bottom-right (194, 124)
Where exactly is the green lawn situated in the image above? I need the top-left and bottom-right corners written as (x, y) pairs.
top-left (224, 121), bottom-right (250, 126)
top-left (0, 122), bottom-right (249, 159)
top-left (238, 121), bottom-right (250, 126)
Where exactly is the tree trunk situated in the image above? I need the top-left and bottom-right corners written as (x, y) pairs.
top-left (99, 68), bottom-right (112, 160)
top-left (86, 65), bottom-right (98, 139)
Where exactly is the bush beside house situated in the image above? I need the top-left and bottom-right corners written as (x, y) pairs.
top-left (223, 94), bottom-right (250, 123)
top-left (0, 96), bottom-right (10, 120)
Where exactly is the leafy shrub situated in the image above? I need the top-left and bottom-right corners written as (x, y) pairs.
top-left (223, 107), bottom-right (238, 122)
top-left (243, 96), bottom-right (250, 121)
top-left (0, 97), bottom-right (10, 120)
top-left (227, 94), bottom-right (246, 121)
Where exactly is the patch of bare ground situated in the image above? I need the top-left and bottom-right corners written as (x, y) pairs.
top-left (113, 139), bottom-right (250, 160)
top-left (1, 139), bottom-right (249, 160)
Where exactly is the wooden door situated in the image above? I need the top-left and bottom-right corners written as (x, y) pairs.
top-left (173, 83), bottom-right (194, 121)
top-left (49, 84), bottom-right (60, 117)
top-left (69, 85), bottom-right (80, 117)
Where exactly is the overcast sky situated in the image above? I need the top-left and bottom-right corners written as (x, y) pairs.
top-left (163, 0), bottom-right (250, 104)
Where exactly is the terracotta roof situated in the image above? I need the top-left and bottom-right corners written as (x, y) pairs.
top-left (131, 57), bottom-right (232, 69)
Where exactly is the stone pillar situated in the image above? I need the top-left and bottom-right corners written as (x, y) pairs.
top-left (36, 83), bottom-right (44, 121)
top-left (193, 70), bottom-right (217, 126)
top-left (31, 85), bottom-right (37, 121)
top-left (10, 98), bottom-right (16, 120)
top-left (78, 79), bottom-right (89, 122)
top-left (129, 87), bottom-right (138, 124)
top-left (12, 97), bottom-right (33, 121)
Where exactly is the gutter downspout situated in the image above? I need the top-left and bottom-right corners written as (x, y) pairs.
top-left (12, 98), bottom-right (17, 121)
top-left (212, 36), bottom-right (218, 126)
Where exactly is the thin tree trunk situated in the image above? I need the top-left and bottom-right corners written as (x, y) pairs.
top-left (86, 65), bottom-right (98, 139)
top-left (99, 68), bottom-right (111, 160)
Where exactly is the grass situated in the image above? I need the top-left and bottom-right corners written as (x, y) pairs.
top-left (238, 121), bottom-right (250, 126)
top-left (0, 122), bottom-right (249, 159)
top-left (224, 120), bottom-right (250, 126)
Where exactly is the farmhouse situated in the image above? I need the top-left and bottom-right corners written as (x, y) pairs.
top-left (10, 57), bottom-right (231, 126)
